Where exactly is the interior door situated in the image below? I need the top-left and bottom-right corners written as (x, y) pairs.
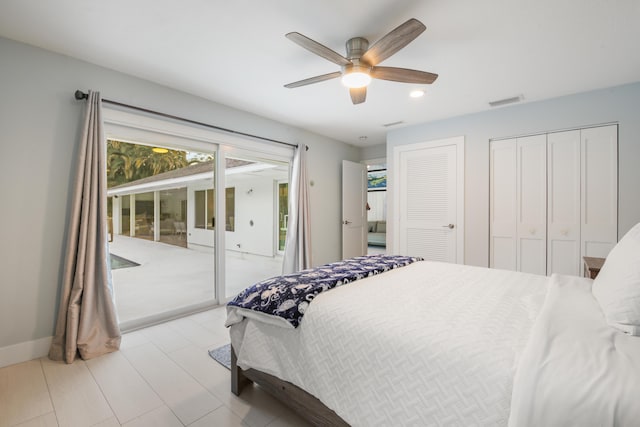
top-left (547, 130), bottom-right (581, 275)
top-left (397, 142), bottom-right (461, 263)
top-left (342, 160), bottom-right (367, 259)
top-left (516, 135), bottom-right (547, 275)
top-left (490, 139), bottom-right (517, 270)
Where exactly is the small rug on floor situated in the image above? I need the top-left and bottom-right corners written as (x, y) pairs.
top-left (208, 343), bottom-right (231, 370)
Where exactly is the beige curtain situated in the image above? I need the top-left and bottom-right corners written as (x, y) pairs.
top-left (49, 91), bottom-right (121, 363)
top-left (282, 144), bottom-right (312, 274)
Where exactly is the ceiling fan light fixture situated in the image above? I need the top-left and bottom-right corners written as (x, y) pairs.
top-left (341, 68), bottom-right (371, 89)
top-left (285, 18), bottom-right (434, 104)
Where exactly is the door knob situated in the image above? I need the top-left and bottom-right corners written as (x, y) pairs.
top-left (442, 224), bottom-right (454, 229)
top-left (343, 220), bottom-right (352, 225)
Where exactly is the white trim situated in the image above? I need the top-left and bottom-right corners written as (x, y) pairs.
top-left (102, 108), bottom-right (293, 159)
top-left (214, 149), bottom-right (226, 302)
top-left (391, 136), bottom-right (465, 263)
top-left (489, 121), bottom-right (619, 143)
top-left (0, 336), bottom-right (52, 368)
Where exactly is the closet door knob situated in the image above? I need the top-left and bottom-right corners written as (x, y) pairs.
top-left (442, 224), bottom-right (455, 229)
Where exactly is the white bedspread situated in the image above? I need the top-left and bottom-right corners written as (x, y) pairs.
top-left (509, 274), bottom-right (640, 427)
top-left (229, 261), bottom-right (548, 426)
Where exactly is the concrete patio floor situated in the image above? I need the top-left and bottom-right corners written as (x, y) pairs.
top-left (108, 235), bottom-right (283, 328)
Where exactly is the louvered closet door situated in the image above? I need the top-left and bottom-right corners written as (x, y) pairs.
top-left (398, 144), bottom-right (457, 262)
top-left (547, 130), bottom-right (581, 275)
top-left (581, 125), bottom-right (618, 258)
top-left (516, 135), bottom-right (547, 275)
top-left (490, 139), bottom-right (517, 270)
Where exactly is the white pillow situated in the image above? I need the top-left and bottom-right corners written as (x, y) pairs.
top-left (592, 223), bottom-right (640, 335)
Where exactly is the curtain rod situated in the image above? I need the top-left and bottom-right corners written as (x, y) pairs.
top-left (74, 90), bottom-right (306, 150)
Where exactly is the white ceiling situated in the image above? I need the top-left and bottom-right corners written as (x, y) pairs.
top-left (1, 0), bottom-right (639, 147)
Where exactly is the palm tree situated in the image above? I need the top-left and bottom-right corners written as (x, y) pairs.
top-left (107, 140), bottom-right (190, 188)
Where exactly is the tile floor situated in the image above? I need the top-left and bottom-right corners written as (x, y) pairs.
top-left (0, 306), bottom-right (311, 427)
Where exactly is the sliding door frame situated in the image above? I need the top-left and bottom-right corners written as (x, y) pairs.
top-left (103, 108), bottom-right (293, 315)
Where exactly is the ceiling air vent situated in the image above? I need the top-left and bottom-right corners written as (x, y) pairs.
top-left (382, 120), bottom-right (404, 128)
top-left (489, 95), bottom-right (523, 107)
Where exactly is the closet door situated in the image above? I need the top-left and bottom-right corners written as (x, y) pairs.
top-left (516, 135), bottom-right (547, 275)
top-left (489, 139), bottom-right (517, 270)
top-left (581, 125), bottom-right (618, 258)
top-left (547, 130), bottom-right (581, 275)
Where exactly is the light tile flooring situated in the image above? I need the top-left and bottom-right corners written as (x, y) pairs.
top-left (0, 306), bottom-right (311, 427)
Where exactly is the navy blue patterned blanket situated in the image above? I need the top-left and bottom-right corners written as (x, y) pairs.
top-left (227, 254), bottom-right (423, 328)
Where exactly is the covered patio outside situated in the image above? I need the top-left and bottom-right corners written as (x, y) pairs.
top-left (109, 234), bottom-right (283, 328)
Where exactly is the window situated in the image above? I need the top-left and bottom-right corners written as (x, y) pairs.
top-left (194, 187), bottom-right (235, 231)
top-left (225, 187), bottom-right (235, 232)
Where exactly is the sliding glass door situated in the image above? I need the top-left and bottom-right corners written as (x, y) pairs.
top-left (102, 108), bottom-right (296, 327)
top-left (107, 139), bottom-right (217, 329)
top-left (222, 151), bottom-right (290, 300)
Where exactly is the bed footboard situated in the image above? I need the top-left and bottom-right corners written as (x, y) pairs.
top-left (230, 345), bottom-right (349, 426)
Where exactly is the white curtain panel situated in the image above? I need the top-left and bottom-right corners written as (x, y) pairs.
top-left (49, 90), bottom-right (121, 363)
top-left (282, 144), bottom-right (312, 274)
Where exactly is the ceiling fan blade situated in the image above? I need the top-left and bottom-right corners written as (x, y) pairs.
top-left (361, 18), bottom-right (426, 66)
top-left (350, 87), bottom-right (367, 104)
top-left (286, 32), bottom-right (351, 67)
top-left (284, 71), bottom-right (342, 88)
top-left (371, 66), bottom-right (438, 84)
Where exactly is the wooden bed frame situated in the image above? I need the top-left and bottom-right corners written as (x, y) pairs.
top-left (231, 345), bottom-right (349, 426)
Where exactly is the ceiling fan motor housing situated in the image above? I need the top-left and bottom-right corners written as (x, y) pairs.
top-left (344, 37), bottom-right (371, 75)
top-left (346, 37), bottom-right (369, 61)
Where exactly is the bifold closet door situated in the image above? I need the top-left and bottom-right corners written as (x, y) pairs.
top-left (489, 140), bottom-right (517, 270)
top-left (547, 130), bottom-right (581, 275)
top-left (581, 125), bottom-right (618, 258)
top-left (516, 135), bottom-right (547, 275)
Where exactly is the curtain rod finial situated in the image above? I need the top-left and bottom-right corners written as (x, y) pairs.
top-left (74, 90), bottom-right (88, 100)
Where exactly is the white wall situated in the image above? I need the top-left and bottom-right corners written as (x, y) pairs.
top-left (387, 82), bottom-right (640, 267)
top-left (225, 174), bottom-right (277, 257)
top-left (0, 36), bottom-right (359, 354)
top-left (360, 143), bottom-right (386, 161)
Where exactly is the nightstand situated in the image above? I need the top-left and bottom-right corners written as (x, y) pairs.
top-left (583, 256), bottom-right (605, 279)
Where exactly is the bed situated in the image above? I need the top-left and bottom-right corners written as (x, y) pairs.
top-left (225, 225), bottom-right (640, 426)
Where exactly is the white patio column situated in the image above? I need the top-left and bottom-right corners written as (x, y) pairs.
top-left (112, 196), bottom-right (121, 235)
top-left (154, 190), bottom-right (160, 242)
top-left (130, 194), bottom-right (136, 237)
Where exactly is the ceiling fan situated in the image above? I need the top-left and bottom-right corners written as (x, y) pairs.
top-left (284, 18), bottom-right (438, 105)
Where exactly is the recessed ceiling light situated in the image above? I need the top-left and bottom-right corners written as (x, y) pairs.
top-left (410, 89), bottom-right (425, 98)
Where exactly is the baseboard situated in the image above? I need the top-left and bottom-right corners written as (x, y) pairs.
top-left (0, 336), bottom-right (52, 368)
